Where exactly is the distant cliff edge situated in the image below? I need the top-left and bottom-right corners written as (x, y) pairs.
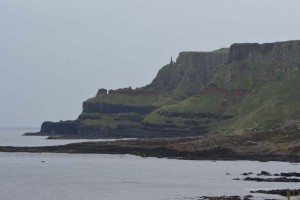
top-left (25, 40), bottom-right (300, 138)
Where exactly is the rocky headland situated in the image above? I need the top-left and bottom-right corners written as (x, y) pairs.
top-left (24, 40), bottom-right (300, 139)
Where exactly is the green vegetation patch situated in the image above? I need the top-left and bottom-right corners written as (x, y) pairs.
top-left (217, 70), bottom-right (300, 133)
top-left (159, 93), bottom-right (224, 114)
top-left (86, 94), bottom-right (158, 107)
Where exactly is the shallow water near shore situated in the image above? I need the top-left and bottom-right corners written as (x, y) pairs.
top-left (0, 128), bottom-right (300, 200)
top-left (0, 152), bottom-right (300, 200)
top-left (0, 128), bottom-right (125, 147)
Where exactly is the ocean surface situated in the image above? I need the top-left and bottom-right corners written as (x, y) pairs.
top-left (0, 128), bottom-right (127, 146)
top-left (0, 128), bottom-right (299, 200)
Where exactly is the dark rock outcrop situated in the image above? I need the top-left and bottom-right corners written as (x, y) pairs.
top-left (251, 189), bottom-right (300, 197)
top-left (258, 171), bottom-right (271, 176)
top-left (280, 172), bottom-right (300, 177)
top-left (241, 172), bottom-right (253, 176)
top-left (96, 88), bottom-right (108, 95)
top-left (244, 177), bottom-right (300, 182)
top-left (108, 87), bottom-right (154, 95)
top-left (227, 41), bottom-right (300, 66)
top-left (145, 50), bottom-right (228, 95)
top-left (227, 42), bottom-right (275, 63)
top-left (40, 121), bottom-right (79, 135)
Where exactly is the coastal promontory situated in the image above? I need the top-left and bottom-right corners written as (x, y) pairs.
top-left (26, 40), bottom-right (300, 138)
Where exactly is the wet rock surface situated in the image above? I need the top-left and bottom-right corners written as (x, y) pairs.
top-left (251, 189), bottom-right (300, 197)
top-left (244, 177), bottom-right (300, 182)
top-left (281, 172), bottom-right (300, 177)
top-left (258, 171), bottom-right (272, 176)
top-left (241, 172), bottom-right (253, 176)
top-left (198, 195), bottom-right (253, 200)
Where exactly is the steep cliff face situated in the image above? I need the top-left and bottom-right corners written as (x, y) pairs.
top-left (40, 121), bottom-right (79, 135)
top-left (227, 41), bottom-right (300, 65)
top-left (161, 40), bottom-right (300, 133)
top-left (145, 49), bottom-right (228, 95)
top-left (32, 40), bottom-right (300, 138)
top-left (214, 41), bottom-right (300, 90)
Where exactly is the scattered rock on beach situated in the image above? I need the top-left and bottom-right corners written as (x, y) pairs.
top-left (199, 195), bottom-right (253, 200)
top-left (258, 171), bottom-right (271, 176)
top-left (244, 177), bottom-right (300, 182)
top-left (199, 195), bottom-right (241, 200)
top-left (241, 172), bottom-right (253, 176)
top-left (280, 172), bottom-right (300, 177)
top-left (251, 189), bottom-right (300, 196)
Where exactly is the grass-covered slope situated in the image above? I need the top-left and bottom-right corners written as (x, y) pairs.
top-left (144, 70), bottom-right (300, 134)
top-left (143, 41), bottom-right (300, 134)
top-left (218, 70), bottom-right (300, 133)
top-left (73, 49), bottom-right (229, 137)
top-left (75, 89), bottom-right (184, 137)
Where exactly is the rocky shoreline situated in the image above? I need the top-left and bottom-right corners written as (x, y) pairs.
top-left (251, 189), bottom-right (300, 197)
top-left (198, 195), bottom-right (253, 200)
top-left (2, 129), bottom-right (300, 162)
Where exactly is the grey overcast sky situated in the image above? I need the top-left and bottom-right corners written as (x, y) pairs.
top-left (1, 0), bottom-right (300, 127)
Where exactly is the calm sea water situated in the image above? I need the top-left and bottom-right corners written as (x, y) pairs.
top-left (0, 128), bottom-right (299, 200)
top-left (0, 128), bottom-right (129, 146)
